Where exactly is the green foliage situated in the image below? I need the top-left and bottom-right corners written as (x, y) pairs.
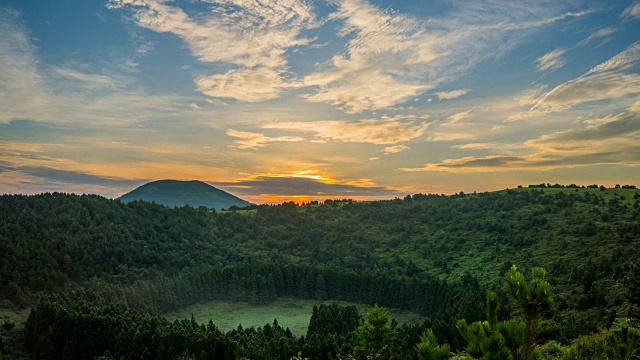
top-left (353, 305), bottom-right (397, 360)
top-left (561, 320), bottom-right (640, 360)
top-left (505, 265), bottom-right (554, 360)
top-left (2, 186), bottom-right (640, 357)
top-left (307, 303), bottom-right (360, 337)
top-left (24, 292), bottom-right (301, 360)
top-left (624, 258), bottom-right (640, 305)
top-left (457, 319), bottom-right (486, 358)
top-left (505, 266), bottom-right (554, 322)
top-left (417, 329), bottom-right (451, 360)
top-left (496, 319), bottom-right (526, 360)
top-left (2, 187), bottom-right (639, 337)
top-left (24, 292), bottom-right (450, 360)
top-left (486, 292), bottom-right (499, 331)
top-left (459, 267), bottom-right (555, 360)
top-left (289, 352), bottom-right (309, 360)
top-left (20, 264), bottom-right (640, 360)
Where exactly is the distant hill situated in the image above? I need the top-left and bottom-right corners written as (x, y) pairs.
top-left (118, 180), bottom-right (252, 210)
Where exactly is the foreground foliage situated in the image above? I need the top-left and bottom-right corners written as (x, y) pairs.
top-left (21, 265), bottom-right (640, 359)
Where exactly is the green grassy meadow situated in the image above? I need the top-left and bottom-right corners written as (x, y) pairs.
top-left (163, 297), bottom-right (424, 336)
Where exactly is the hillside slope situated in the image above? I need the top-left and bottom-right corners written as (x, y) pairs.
top-left (118, 179), bottom-right (251, 210)
top-left (1, 185), bottom-right (639, 341)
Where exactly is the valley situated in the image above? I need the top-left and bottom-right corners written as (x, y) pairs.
top-left (0, 184), bottom-right (639, 359)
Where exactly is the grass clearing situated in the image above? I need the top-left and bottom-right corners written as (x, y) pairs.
top-left (0, 307), bottom-right (30, 325)
top-left (0, 306), bottom-right (32, 359)
top-left (163, 297), bottom-right (424, 336)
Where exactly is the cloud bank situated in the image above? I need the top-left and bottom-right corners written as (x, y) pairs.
top-left (402, 104), bottom-right (640, 172)
top-left (264, 117), bottom-right (430, 145)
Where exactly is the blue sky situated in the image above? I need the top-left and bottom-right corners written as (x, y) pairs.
top-left (1, 0), bottom-right (639, 203)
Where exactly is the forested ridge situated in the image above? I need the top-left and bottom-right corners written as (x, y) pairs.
top-left (1, 185), bottom-right (640, 359)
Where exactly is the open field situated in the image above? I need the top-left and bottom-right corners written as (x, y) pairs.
top-left (163, 297), bottom-right (424, 336)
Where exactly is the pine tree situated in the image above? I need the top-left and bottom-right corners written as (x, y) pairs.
top-left (416, 329), bottom-right (451, 360)
top-left (505, 265), bottom-right (554, 360)
top-left (353, 305), bottom-right (396, 359)
top-left (458, 266), bottom-right (554, 360)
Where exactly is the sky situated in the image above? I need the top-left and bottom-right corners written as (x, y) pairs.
top-left (1, 0), bottom-right (639, 204)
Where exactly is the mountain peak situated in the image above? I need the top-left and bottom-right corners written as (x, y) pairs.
top-left (118, 180), bottom-right (251, 210)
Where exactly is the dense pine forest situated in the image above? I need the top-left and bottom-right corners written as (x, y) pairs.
top-left (1, 184), bottom-right (640, 359)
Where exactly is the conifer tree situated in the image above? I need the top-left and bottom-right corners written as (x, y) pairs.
top-left (417, 328), bottom-right (451, 360)
top-left (459, 266), bottom-right (554, 360)
top-left (353, 305), bottom-right (396, 359)
top-left (505, 265), bottom-right (554, 360)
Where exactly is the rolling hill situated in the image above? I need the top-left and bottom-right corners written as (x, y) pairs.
top-left (118, 179), bottom-right (251, 210)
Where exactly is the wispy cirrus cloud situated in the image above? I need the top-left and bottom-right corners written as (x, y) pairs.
top-left (383, 145), bottom-right (409, 154)
top-left (452, 142), bottom-right (500, 150)
top-left (226, 129), bottom-right (304, 150)
top-left (526, 110), bottom-right (640, 152)
top-left (620, 2), bottom-right (640, 21)
top-left (107, 0), bottom-right (316, 102)
top-left (53, 67), bottom-right (118, 89)
top-left (51, 66), bottom-right (127, 90)
top-left (580, 27), bottom-right (618, 45)
top-left (536, 48), bottom-right (566, 72)
top-left (0, 8), bottom-right (50, 123)
top-left (196, 67), bottom-right (294, 103)
top-left (0, 139), bottom-right (67, 153)
top-left (105, 0), bottom-right (595, 114)
top-left (530, 69), bottom-right (640, 114)
top-left (264, 116), bottom-right (430, 145)
top-left (0, 139), bottom-right (145, 197)
top-left (0, 7), bottom-right (194, 125)
top-left (588, 41), bottom-right (640, 74)
top-left (517, 42), bottom-right (640, 117)
top-left (401, 149), bottom-right (640, 173)
top-left (436, 89), bottom-right (471, 100)
top-left (301, 0), bottom-right (436, 113)
top-left (446, 109), bottom-right (473, 124)
top-left (402, 103), bottom-right (640, 172)
top-left (303, 70), bottom-right (430, 114)
top-left (301, 0), bottom-right (590, 113)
